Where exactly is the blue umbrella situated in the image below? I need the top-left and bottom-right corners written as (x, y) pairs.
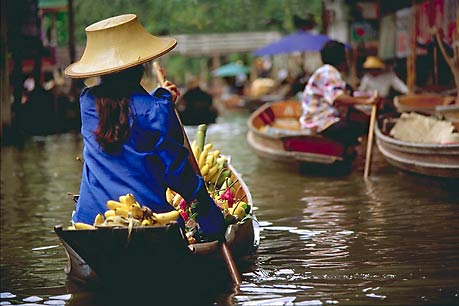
top-left (213, 62), bottom-right (249, 77)
top-left (253, 31), bottom-right (337, 56)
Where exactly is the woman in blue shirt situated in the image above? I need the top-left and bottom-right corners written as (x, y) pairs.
top-left (64, 14), bottom-right (224, 239)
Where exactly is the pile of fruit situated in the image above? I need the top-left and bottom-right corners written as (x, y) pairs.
top-left (69, 193), bottom-right (181, 230)
top-left (168, 124), bottom-right (251, 234)
top-left (68, 124), bottom-right (252, 241)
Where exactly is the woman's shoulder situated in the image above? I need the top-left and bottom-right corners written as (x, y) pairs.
top-left (131, 88), bottom-right (174, 130)
top-left (132, 88), bottom-right (171, 110)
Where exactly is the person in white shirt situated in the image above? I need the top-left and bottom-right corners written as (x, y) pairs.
top-left (358, 56), bottom-right (409, 99)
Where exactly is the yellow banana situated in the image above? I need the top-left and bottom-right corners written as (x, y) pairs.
top-left (74, 222), bottom-right (96, 230)
top-left (94, 213), bottom-right (105, 225)
top-left (206, 164), bottom-right (219, 181)
top-left (104, 209), bottom-right (116, 218)
top-left (152, 210), bottom-right (180, 225)
top-left (206, 154), bottom-right (215, 167)
top-left (208, 166), bottom-right (224, 184)
top-left (191, 140), bottom-right (200, 160)
top-left (213, 150), bottom-right (221, 158)
top-left (204, 143), bottom-right (213, 151)
top-left (208, 171), bottom-right (219, 184)
top-left (67, 226), bottom-right (76, 230)
top-left (119, 195), bottom-right (127, 204)
top-left (172, 193), bottom-right (183, 207)
top-left (107, 200), bottom-right (129, 210)
top-left (141, 219), bottom-right (151, 226)
top-left (228, 203), bottom-right (246, 219)
top-left (198, 149), bottom-right (208, 169)
top-left (200, 164), bottom-right (210, 176)
top-left (114, 207), bottom-right (130, 218)
top-left (124, 193), bottom-right (137, 205)
top-left (166, 188), bottom-right (175, 204)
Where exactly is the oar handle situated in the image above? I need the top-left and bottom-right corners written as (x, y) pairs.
top-left (153, 61), bottom-right (241, 285)
top-left (153, 62), bottom-right (166, 87)
top-left (153, 61), bottom-right (200, 174)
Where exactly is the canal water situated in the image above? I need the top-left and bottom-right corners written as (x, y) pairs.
top-left (1, 110), bottom-right (458, 305)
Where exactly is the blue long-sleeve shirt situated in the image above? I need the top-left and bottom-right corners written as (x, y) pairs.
top-left (73, 85), bottom-right (204, 225)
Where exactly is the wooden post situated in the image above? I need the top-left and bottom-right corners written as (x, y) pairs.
top-left (407, 1), bottom-right (417, 92)
top-left (433, 5), bottom-right (459, 100)
top-left (67, 0), bottom-right (78, 98)
top-left (0, 0), bottom-right (11, 136)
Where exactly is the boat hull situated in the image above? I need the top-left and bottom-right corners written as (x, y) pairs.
top-left (54, 164), bottom-right (259, 290)
top-left (55, 219), bottom-right (257, 289)
top-left (375, 119), bottom-right (459, 178)
top-left (246, 130), bottom-right (344, 165)
top-left (247, 100), bottom-right (353, 168)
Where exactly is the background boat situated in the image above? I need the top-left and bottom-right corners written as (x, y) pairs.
top-left (375, 115), bottom-right (459, 178)
top-left (246, 100), bottom-right (354, 173)
top-left (394, 94), bottom-right (453, 115)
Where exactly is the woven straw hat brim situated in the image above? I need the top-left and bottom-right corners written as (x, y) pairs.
top-left (65, 14), bottom-right (177, 78)
top-left (362, 56), bottom-right (385, 69)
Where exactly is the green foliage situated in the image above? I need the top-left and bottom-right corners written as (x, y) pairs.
top-left (71, 0), bottom-right (322, 83)
top-left (73, 0), bottom-right (322, 43)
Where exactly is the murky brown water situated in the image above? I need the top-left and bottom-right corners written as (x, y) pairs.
top-left (1, 110), bottom-right (458, 305)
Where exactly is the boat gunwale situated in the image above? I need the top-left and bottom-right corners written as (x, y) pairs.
top-left (247, 101), bottom-right (312, 140)
top-left (374, 117), bottom-right (459, 177)
top-left (375, 119), bottom-right (459, 152)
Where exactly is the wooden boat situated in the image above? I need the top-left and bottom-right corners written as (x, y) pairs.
top-left (394, 94), bottom-right (450, 115)
top-left (54, 163), bottom-right (259, 290)
top-left (246, 100), bottom-right (353, 170)
top-left (375, 115), bottom-right (459, 178)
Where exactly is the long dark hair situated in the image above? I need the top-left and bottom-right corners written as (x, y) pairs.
top-left (92, 65), bottom-right (144, 153)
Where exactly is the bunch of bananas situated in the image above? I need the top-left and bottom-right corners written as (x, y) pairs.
top-left (69, 193), bottom-right (180, 230)
top-left (191, 141), bottom-right (231, 185)
top-left (191, 124), bottom-right (232, 186)
top-left (165, 124), bottom-right (251, 227)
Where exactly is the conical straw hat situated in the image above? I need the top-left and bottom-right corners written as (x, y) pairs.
top-left (362, 56), bottom-right (385, 69)
top-left (65, 14), bottom-right (176, 78)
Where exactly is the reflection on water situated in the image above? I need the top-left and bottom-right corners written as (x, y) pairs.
top-left (1, 111), bottom-right (458, 305)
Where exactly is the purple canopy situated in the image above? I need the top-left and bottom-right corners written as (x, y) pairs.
top-left (253, 31), bottom-right (343, 56)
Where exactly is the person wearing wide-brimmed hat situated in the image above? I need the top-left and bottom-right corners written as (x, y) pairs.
top-left (66, 14), bottom-right (224, 239)
top-left (358, 56), bottom-right (408, 99)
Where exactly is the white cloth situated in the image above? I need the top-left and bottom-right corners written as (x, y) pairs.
top-left (358, 72), bottom-right (408, 98)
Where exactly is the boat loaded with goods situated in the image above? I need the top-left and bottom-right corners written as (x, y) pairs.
top-left (375, 110), bottom-right (459, 178)
top-left (54, 124), bottom-right (259, 290)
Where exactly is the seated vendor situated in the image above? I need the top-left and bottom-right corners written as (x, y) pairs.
top-left (359, 56), bottom-right (409, 99)
top-left (300, 40), bottom-right (378, 150)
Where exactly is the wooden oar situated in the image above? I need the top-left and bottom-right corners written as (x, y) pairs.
top-left (153, 61), bottom-right (242, 285)
top-left (364, 92), bottom-right (378, 179)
